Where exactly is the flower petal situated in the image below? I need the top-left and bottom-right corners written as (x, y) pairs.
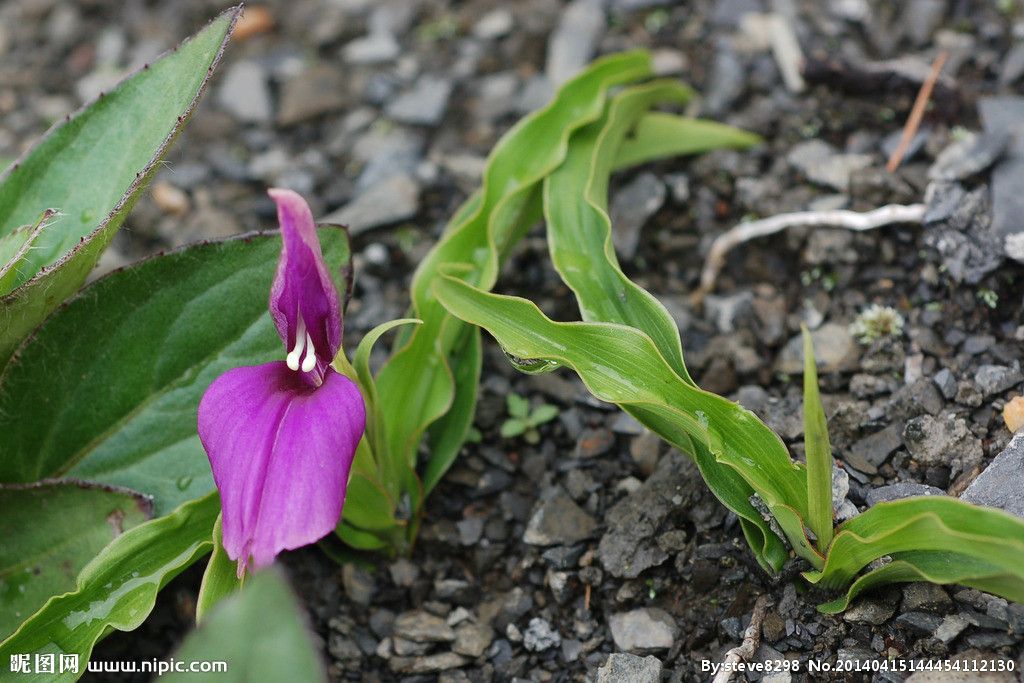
top-left (267, 188), bottom-right (343, 366)
top-left (197, 362), bottom-right (365, 573)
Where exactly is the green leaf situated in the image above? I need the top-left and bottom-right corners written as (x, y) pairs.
top-left (336, 522), bottom-right (388, 551)
top-left (530, 404), bottom-right (560, 426)
top-left (0, 229), bottom-right (351, 515)
top-left (539, 80), bottom-right (795, 571)
top-left (805, 496), bottom-right (1024, 594)
top-left (802, 325), bottom-right (834, 552)
top-left (612, 113), bottom-right (761, 171)
top-left (0, 480), bottom-right (152, 640)
top-left (507, 393), bottom-right (530, 419)
top-left (500, 419), bottom-right (528, 438)
top-left (0, 210), bottom-right (54, 294)
top-left (372, 51), bottom-right (655, 517)
top-left (0, 7), bottom-right (240, 364)
top-left (433, 275), bottom-right (811, 571)
top-left (196, 514), bottom-right (242, 624)
top-left (0, 493), bottom-right (218, 682)
top-left (164, 569), bottom-right (327, 683)
top-left (817, 550), bottom-right (1024, 613)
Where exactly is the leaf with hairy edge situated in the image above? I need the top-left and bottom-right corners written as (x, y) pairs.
top-left (0, 481), bottom-right (152, 640)
top-left (432, 275), bottom-right (817, 570)
top-left (801, 326), bottom-right (834, 552)
top-left (372, 51), bottom-right (655, 513)
top-left (0, 7), bottom-right (240, 364)
top-left (166, 569), bottom-right (327, 683)
top-left (817, 550), bottom-right (1024, 613)
top-left (0, 210), bottom-right (54, 294)
top-left (196, 515), bottom-right (242, 624)
top-left (0, 229), bottom-right (351, 515)
top-left (804, 496), bottom-right (1024, 592)
top-left (0, 493), bottom-right (218, 682)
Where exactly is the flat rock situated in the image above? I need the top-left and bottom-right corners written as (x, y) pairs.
top-left (389, 653), bottom-right (468, 674)
top-left (980, 98), bottom-right (1024, 258)
top-left (393, 611), bottom-right (456, 643)
top-left (961, 432), bottom-right (1024, 518)
top-left (608, 608), bottom-right (676, 652)
top-left (777, 323), bottom-right (860, 374)
top-left (599, 452), bottom-right (701, 578)
top-left (277, 65), bottom-right (349, 126)
top-left (928, 131), bottom-right (1008, 182)
top-left (609, 172), bottom-right (665, 260)
top-left (386, 76), bottom-right (453, 126)
top-left (523, 487), bottom-right (597, 546)
top-left (344, 32), bottom-right (400, 64)
top-left (547, 0), bottom-right (606, 84)
top-left (322, 173), bottom-right (419, 234)
top-left (974, 363), bottom-right (1022, 397)
top-left (787, 140), bottom-right (873, 192)
top-left (849, 422), bottom-right (903, 468)
top-left (217, 60), bottom-right (272, 123)
top-left (452, 622), bottom-right (493, 658)
top-left (865, 482), bottom-right (947, 506)
top-left (597, 653), bottom-right (663, 683)
top-left (903, 414), bottom-right (983, 471)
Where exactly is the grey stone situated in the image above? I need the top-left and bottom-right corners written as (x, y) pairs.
top-left (933, 368), bottom-right (958, 400)
top-left (547, 0), bottom-right (606, 85)
top-left (902, 582), bottom-right (953, 612)
top-left (974, 363), bottom-right (1022, 397)
top-left (896, 611), bottom-right (944, 634)
top-left (597, 653), bottom-right (663, 683)
top-left (323, 172), bottom-right (419, 234)
top-left (1000, 43), bottom-right (1024, 87)
top-left (344, 32), bottom-right (400, 64)
top-left (522, 618), bottom-right (561, 652)
top-left (342, 563), bottom-right (376, 606)
top-left (523, 487), bottom-right (597, 546)
top-left (608, 608), bottom-right (676, 652)
top-left (473, 9), bottom-right (513, 40)
top-left (599, 453), bottom-right (701, 578)
top-left (866, 482), bottom-right (947, 506)
top-left (928, 131), bottom-right (1008, 182)
top-left (980, 97), bottom-right (1024, 250)
top-left (386, 76), bottom-right (453, 126)
top-left (702, 41), bottom-right (744, 117)
top-left (777, 323), bottom-right (860, 374)
top-left (849, 423), bottom-right (904, 468)
top-left (609, 172), bottom-right (665, 260)
top-left (389, 558), bottom-right (419, 587)
top-left (389, 653), bottom-right (469, 674)
top-left (903, 414), bottom-right (983, 470)
top-left (901, 0), bottom-right (945, 46)
top-left (787, 140), bottom-right (873, 192)
top-left (961, 432), bottom-right (1024, 518)
top-left (453, 622), bottom-right (494, 657)
top-left (844, 597), bottom-right (896, 625)
top-left (217, 60), bottom-right (272, 123)
top-left (923, 185), bottom-right (1002, 284)
top-left (393, 611), bottom-right (456, 643)
top-left (933, 614), bottom-right (969, 644)
top-left (277, 65), bottom-right (349, 126)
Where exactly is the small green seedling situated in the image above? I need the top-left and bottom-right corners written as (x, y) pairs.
top-left (500, 393), bottom-right (559, 444)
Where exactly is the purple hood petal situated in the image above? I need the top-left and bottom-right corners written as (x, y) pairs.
top-left (198, 362), bottom-right (366, 574)
top-left (268, 188), bottom-right (342, 382)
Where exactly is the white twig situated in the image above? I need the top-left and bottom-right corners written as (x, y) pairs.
top-left (711, 594), bottom-right (773, 683)
top-left (696, 203), bottom-right (926, 303)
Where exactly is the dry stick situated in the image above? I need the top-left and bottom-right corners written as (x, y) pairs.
top-left (695, 203), bottom-right (926, 303)
top-left (885, 50), bottom-right (948, 173)
top-left (711, 594), bottom-right (773, 683)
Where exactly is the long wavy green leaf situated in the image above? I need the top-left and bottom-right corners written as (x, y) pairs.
top-left (0, 7), bottom-right (240, 364)
top-left (802, 326), bottom-right (834, 552)
top-left (433, 275), bottom-right (815, 571)
top-left (374, 52), bottom-right (655, 512)
top-left (0, 493), bottom-right (218, 682)
top-left (612, 113), bottom-right (761, 170)
top-left (817, 550), bottom-right (1024, 613)
top-left (805, 497), bottom-right (1024, 591)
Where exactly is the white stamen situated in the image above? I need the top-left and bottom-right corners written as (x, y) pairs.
top-left (286, 317), bottom-right (307, 371)
top-left (300, 332), bottom-right (317, 373)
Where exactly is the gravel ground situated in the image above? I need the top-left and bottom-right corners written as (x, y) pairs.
top-left (5, 0), bottom-right (1024, 681)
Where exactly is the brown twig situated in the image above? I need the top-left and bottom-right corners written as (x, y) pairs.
top-left (885, 51), bottom-right (948, 173)
top-left (711, 594), bottom-right (773, 683)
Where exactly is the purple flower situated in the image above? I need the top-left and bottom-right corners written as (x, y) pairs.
top-left (198, 188), bottom-right (366, 576)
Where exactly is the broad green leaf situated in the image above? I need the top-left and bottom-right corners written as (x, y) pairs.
top-left (0, 7), bottom-right (240, 364)
top-left (536, 82), bottom-right (789, 571)
top-left (373, 51), bottom-right (656, 510)
top-left (0, 229), bottom-right (351, 515)
top-left (0, 493), bottom-right (218, 682)
top-left (805, 497), bottom-right (1024, 592)
top-left (165, 570), bottom-right (326, 683)
top-left (0, 210), bottom-right (53, 294)
top-left (507, 394), bottom-right (530, 419)
top-left (802, 326), bottom-right (834, 552)
top-left (0, 481), bottom-right (152, 640)
top-left (817, 550), bottom-right (1024, 613)
top-left (196, 515), bottom-right (242, 624)
top-left (433, 275), bottom-right (812, 571)
top-left (531, 404), bottom-right (560, 425)
top-left (500, 419), bottom-right (528, 438)
top-left (612, 113), bottom-right (761, 171)
top-left (336, 522), bottom-right (388, 551)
